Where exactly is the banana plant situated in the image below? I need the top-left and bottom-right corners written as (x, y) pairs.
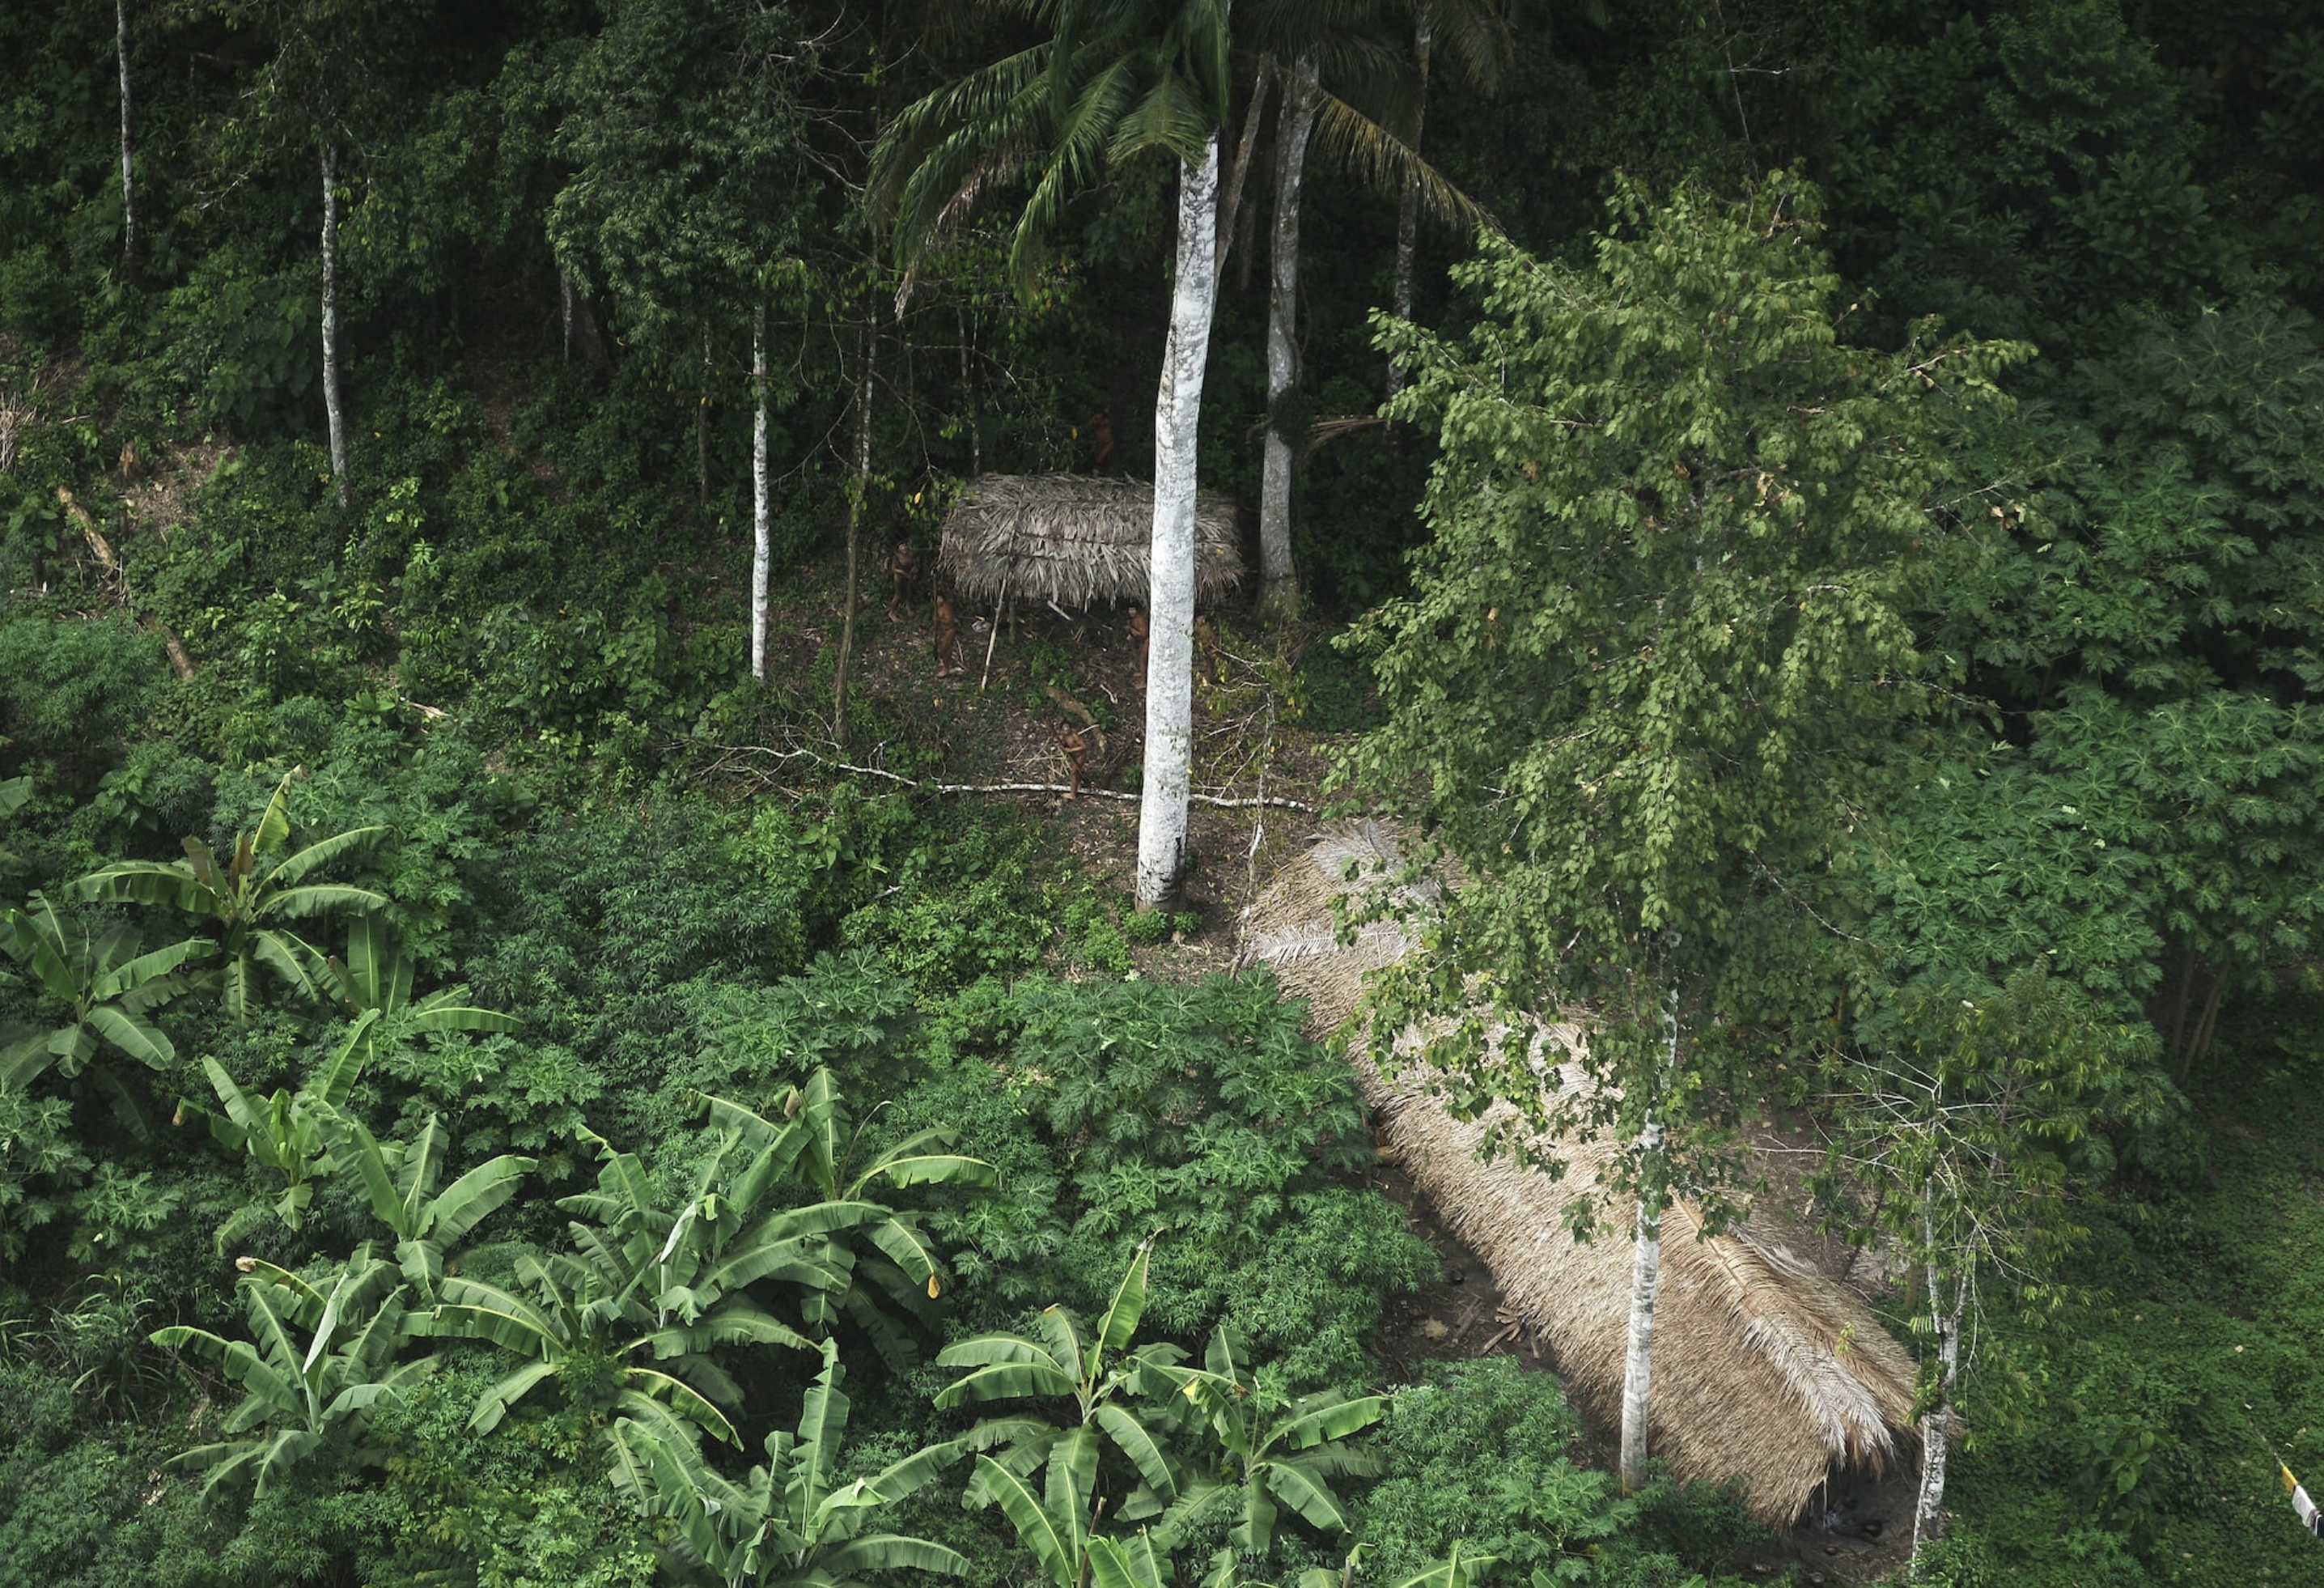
top-left (186, 1008), bottom-right (378, 1232)
top-left (149, 1244), bottom-right (435, 1499)
top-left (938, 1243), bottom-right (1192, 1537)
top-left (1156, 1327), bottom-right (1386, 1556)
top-left (325, 913), bottom-right (521, 1055)
top-left (1389, 1547), bottom-right (1503, 1588)
top-left (0, 775), bottom-right (28, 873)
top-left (417, 1123), bottom-right (829, 1454)
top-left (554, 1123), bottom-right (857, 1401)
top-left (1199, 1544), bottom-right (1363, 1588)
top-left (0, 890), bottom-right (210, 1091)
top-left (606, 1340), bottom-right (971, 1588)
top-left (689, 1073), bottom-right (997, 1365)
top-left (335, 1112), bottom-right (532, 1296)
top-left (81, 767), bottom-right (388, 1016)
top-left (419, 1242), bottom-right (798, 1455)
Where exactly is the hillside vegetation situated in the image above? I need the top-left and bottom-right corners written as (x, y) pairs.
top-left (4, 3), bottom-right (2324, 1587)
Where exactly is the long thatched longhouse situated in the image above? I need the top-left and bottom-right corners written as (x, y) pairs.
top-left (936, 473), bottom-right (1245, 609)
top-left (1240, 823), bottom-right (1919, 1527)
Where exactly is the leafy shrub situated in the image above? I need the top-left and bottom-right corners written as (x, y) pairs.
top-left (1354, 1358), bottom-right (1758, 1588)
top-left (0, 617), bottom-right (169, 779)
top-left (915, 969), bottom-right (1431, 1386)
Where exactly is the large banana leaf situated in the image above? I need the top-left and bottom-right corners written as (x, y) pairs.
top-left (816, 1534), bottom-right (973, 1578)
top-left (1095, 1402), bottom-right (1181, 1502)
top-left (1088, 1533), bottom-right (1173, 1588)
top-left (1093, 1239), bottom-right (1151, 1353)
top-left (932, 1336), bottom-right (1078, 1406)
top-left (1390, 1550), bottom-right (1503, 1588)
top-left (973, 1454), bottom-right (1077, 1588)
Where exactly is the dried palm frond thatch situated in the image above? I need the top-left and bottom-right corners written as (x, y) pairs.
top-left (1238, 822), bottom-right (1920, 1526)
top-left (937, 474), bottom-right (1245, 610)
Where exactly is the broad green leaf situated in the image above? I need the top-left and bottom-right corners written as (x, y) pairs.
top-left (1095, 1402), bottom-right (1178, 1501)
top-left (820, 1534), bottom-right (973, 1577)
top-left (973, 1455), bottom-right (1075, 1588)
top-left (1094, 1240), bottom-right (1151, 1354)
top-left (82, 1003), bottom-right (174, 1068)
top-left (1088, 1533), bottom-right (1173, 1588)
top-left (468, 1359), bottom-right (561, 1433)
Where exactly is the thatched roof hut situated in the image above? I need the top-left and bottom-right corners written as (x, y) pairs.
top-left (937, 474), bottom-right (1245, 609)
top-left (1240, 822), bottom-right (1920, 1526)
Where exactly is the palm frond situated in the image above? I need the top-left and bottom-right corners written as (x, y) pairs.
top-left (1308, 90), bottom-right (1494, 236)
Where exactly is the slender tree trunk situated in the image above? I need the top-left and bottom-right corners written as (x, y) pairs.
top-left (1135, 136), bottom-right (1222, 912)
top-left (1258, 53), bottom-right (1318, 619)
top-left (834, 308), bottom-right (874, 743)
top-left (320, 144), bottom-right (348, 510)
top-left (2185, 966), bottom-right (2229, 1079)
top-left (561, 270), bottom-right (577, 363)
top-left (1619, 983), bottom-right (1682, 1492)
top-left (1912, 1204), bottom-right (1966, 1563)
top-left (1385, 10), bottom-right (1432, 401)
top-left (751, 304), bottom-right (770, 684)
top-left (1215, 61), bottom-right (1272, 279)
top-left (1618, 1119), bottom-right (1665, 1493)
top-left (956, 303), bottom-right (982, 477)
top-left (698, 321), bottom-right (712, 504)
top-left (116, 0), bottom-right (135, 278)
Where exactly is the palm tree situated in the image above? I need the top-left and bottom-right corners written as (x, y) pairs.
top-left (935, 1242), bottom-right (1193, 1552)
top-left (874, 0), bottom-right (1235, 912)
top-left (1383, 1), bottom-right (1523, 400)
top-left (335, 1112), bottom-right (533, 1297)
top-left (1249, 0), bottom-right (1504, 614)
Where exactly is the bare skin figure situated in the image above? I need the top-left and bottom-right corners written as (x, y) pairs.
top-left (933, 594), bottom-right (963, 677)
top-left (1056, 724), bottom-right (1089, 800)
top-left (1126, 605), bottom-right (1150, 692)
top-left (886, 539), bottom-right (922, 619)
top-left (1193, 614), bottom-right (1223, 684)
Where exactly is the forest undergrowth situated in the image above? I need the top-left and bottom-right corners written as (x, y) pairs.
top-left (9, 2), bottom-right (2324, 1586)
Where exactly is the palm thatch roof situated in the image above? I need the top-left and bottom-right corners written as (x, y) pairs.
top-left (1239, 822), bottom-right (1920, 1526)
top-left (937, 474), bottom-right (1245, 609)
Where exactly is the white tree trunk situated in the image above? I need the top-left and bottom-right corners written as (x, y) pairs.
top-left (834, 309), bottom-right (874, 743)
top-left (116, 0), bottom-right (135, 277)
top-left (1620, 983), bottom-right (1683, 1492)
top-left (561, 270), bottom-right (577, 363)
top-left (1618, 1117), bottom-right (1665, 1493)
top-left (1386, 11), bottom-right (1432, 401)
top-left (1135, 136), bottom-right (1222, 912)
top-left (751, 304), bottom-right (770, 683)
top-left (1258, 53), bottom-right (1318, 618)
top-left (320, 144), bottom-right (348, 510)
top-left (697, 320), bottom-right (711, 503)
top-left (957, 303), bottom-right (981, 477)
top-left (1913, 1215), bottom-right (1966, 1561)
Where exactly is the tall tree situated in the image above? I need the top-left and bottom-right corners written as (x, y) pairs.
top-left (1256, 50), bottom-right (1318, 616)
top-left (1345, 172), bottom-right (2023, 1488)
top-left (550, 0), bottom-right (814, 685)
top-left (875, 0), bottom-right (1236, 911)
top-left (1820, 966), bottom-right (2151, 1565)
top-left (1380, 0), bottom-right (1520, 399)
top-left (1249, 0), bottom-right (1502, 614)
top-left (115, 0), bottom-right (134, 278)
top-left (214, 0), bottom-right (423, 510)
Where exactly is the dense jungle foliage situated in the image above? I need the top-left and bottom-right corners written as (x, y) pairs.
top-left (4, 2), bottom-right (2324, 1586)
